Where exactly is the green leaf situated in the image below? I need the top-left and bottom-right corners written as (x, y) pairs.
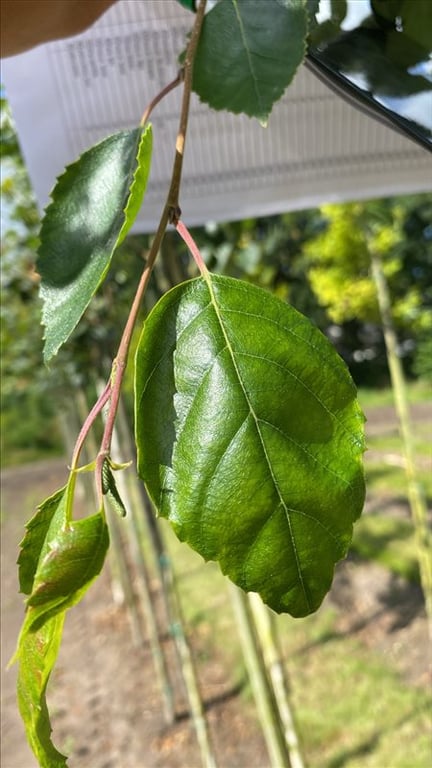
top-left (16, 613), bottom-right (68, 768)
top-left (192, 0), bottom-right (308, 121)
top-left (135, 275), bottom-right (365, 617)
top-left (14, 477), bottom-right (109, 765)
top-left (38, 125), bottom-right (152, 361)
top-left (18, 487), bottom-right (66, 595)
top-left (27, 511), bottom-right (109, 628)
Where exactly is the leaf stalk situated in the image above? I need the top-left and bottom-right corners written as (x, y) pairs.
top-left (139, 71), bottom-right (184, 127)
top-left (175, 219), bottom-right (209, 277)
top-left (70, 381), bottom-right (111, 471)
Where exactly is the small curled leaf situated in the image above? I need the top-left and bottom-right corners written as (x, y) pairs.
top-left (14, 475), bottom-right (109, 766)
top-left (102, 459), bottom-right (128, 517)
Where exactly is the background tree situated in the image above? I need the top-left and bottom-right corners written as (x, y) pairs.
top-left (302, 196), bottom-right (432, 630)
top-left (302, 196), bottom-right (432, 382)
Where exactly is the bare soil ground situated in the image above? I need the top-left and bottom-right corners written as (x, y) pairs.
top-left (1, 404), bottom-right (431, 768)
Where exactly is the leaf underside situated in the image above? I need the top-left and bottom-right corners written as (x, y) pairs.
top-left (38, 125), bottom-right (152, 361)
top-left (135, 275), bottom-right (365, 617)
top-left (192, 0), bottom-right (308, 121)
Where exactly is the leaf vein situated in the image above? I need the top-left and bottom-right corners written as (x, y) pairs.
top-left (285, 506), bottom-right (341, 546)
top-left (205, 276), bottom-right (312, 612)
top-left (242, 506), bottom-right (280, 580)
top-left (221, 309), bottom-right (363, 449)
top-left (199, 413), bottom-right (251, 542)
top-left (218, 300), bottom-right (354, 394)
top-left (176, 343), bottom-right (230, 429)
top-left (232, 0), bottom-right (263, 113)
top-left (138, 299), bottom-right (214, 409)
top-left (238, 349), bottom-right (359, 446)
top-left (257, 418), bottom-right (351, 488)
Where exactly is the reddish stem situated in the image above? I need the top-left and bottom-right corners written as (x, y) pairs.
top-left (70, 381), bottom-right (111, 471)
top-left (95, 0), bottom-right (208, 483)
top-left (175, 220), bottom-right (209, 277)
top-left (69, 0), bottom-right (207, 500)
top-left (94, 242), bottom-right (165, 502)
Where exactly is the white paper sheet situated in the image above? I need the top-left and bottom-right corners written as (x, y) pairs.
top-left (2, 0), bottom-right (431, 231)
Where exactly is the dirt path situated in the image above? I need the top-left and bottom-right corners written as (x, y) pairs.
top-left (1, 459), bottom-right (268, 768)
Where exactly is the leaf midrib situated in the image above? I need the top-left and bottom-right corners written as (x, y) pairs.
top-left (205, 274), bottom-right (311, 611)
top-left (232, 0), bottom-right (263, 115)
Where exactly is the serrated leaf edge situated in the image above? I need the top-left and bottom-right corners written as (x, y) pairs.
top-left (193, 0), bottom-right (308, 121)
top-left (40, 125), bottom-right (152, 361)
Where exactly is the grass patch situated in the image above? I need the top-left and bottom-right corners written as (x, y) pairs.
top-left (160, 520), bottom-right (431, 768)
top-left (275, 609), bottom-right (432, 768)
top-left (294, 638), bottom-right (431, 768)
top-left (364, 402), bottom-right (431, 499)
top-left (351, 514), bottom-right (420, 582)
top-left (365, 459), bottom-right (432, 503)
top-left (358, 379), bottom-right (431, 409)
top-left (367, 432), bottom-right (431, 456)
top-left (0, 403), bottom-right (63, 469)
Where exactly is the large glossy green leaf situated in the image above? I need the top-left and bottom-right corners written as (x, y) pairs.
top-left (13, 477), bottom-right (109, 766)
top-left (38, 125), bottom-right (152, 361)
top-left (135, 275), bottom-right (365, 616)
top-left (192, 0), bottom-right (308, 121)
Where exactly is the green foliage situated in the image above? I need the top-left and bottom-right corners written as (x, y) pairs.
top-left (196, 210), bottom-right (325, 319)
top-left (1, 101), bottom-right (65, 465)
top-left (0, 393), bottom-right (62, 468)
top-left (16, 613), bottom-right (68, 768)
top-left (13, 477), bottom-right (109, 767)
top-left (413, 333), bottom-right (432, 380)
top-left (38, 126), bottom-right (153, 361)
top-left (18, 487), bottom-right (67, 596)
top-left (12, 2), bottom-right (427, 759)
top-left (373, 0), bottom-right (432, 55)
top-left (135, 274), bottom-right (365, 616)
top-left (304, 204), bottom-right (382, 325)
top-left (193, 0), bottom-right (308, 122)
top-left (304, 199), bottom-right (432, 333)
top-left (352, 514), bottom-right (420, 583)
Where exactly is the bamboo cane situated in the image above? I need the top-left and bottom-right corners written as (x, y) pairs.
top-left (109, 393), bottom-right (217, 763)
top-left (370, 249), bottom-right (432, 636)
top-left (229, 584), bottom-right (292, 768)
top-left (110, 397), bottom-right (176, 724)
top-left (249, 593), bottom-right (305, 768)
top-left (165, 561), bottom-right (218, 768)
top-left (136, 478), bottom-right (218, 766)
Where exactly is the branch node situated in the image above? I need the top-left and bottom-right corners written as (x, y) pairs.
top-left (168, 205), bottom-right (182, 225)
